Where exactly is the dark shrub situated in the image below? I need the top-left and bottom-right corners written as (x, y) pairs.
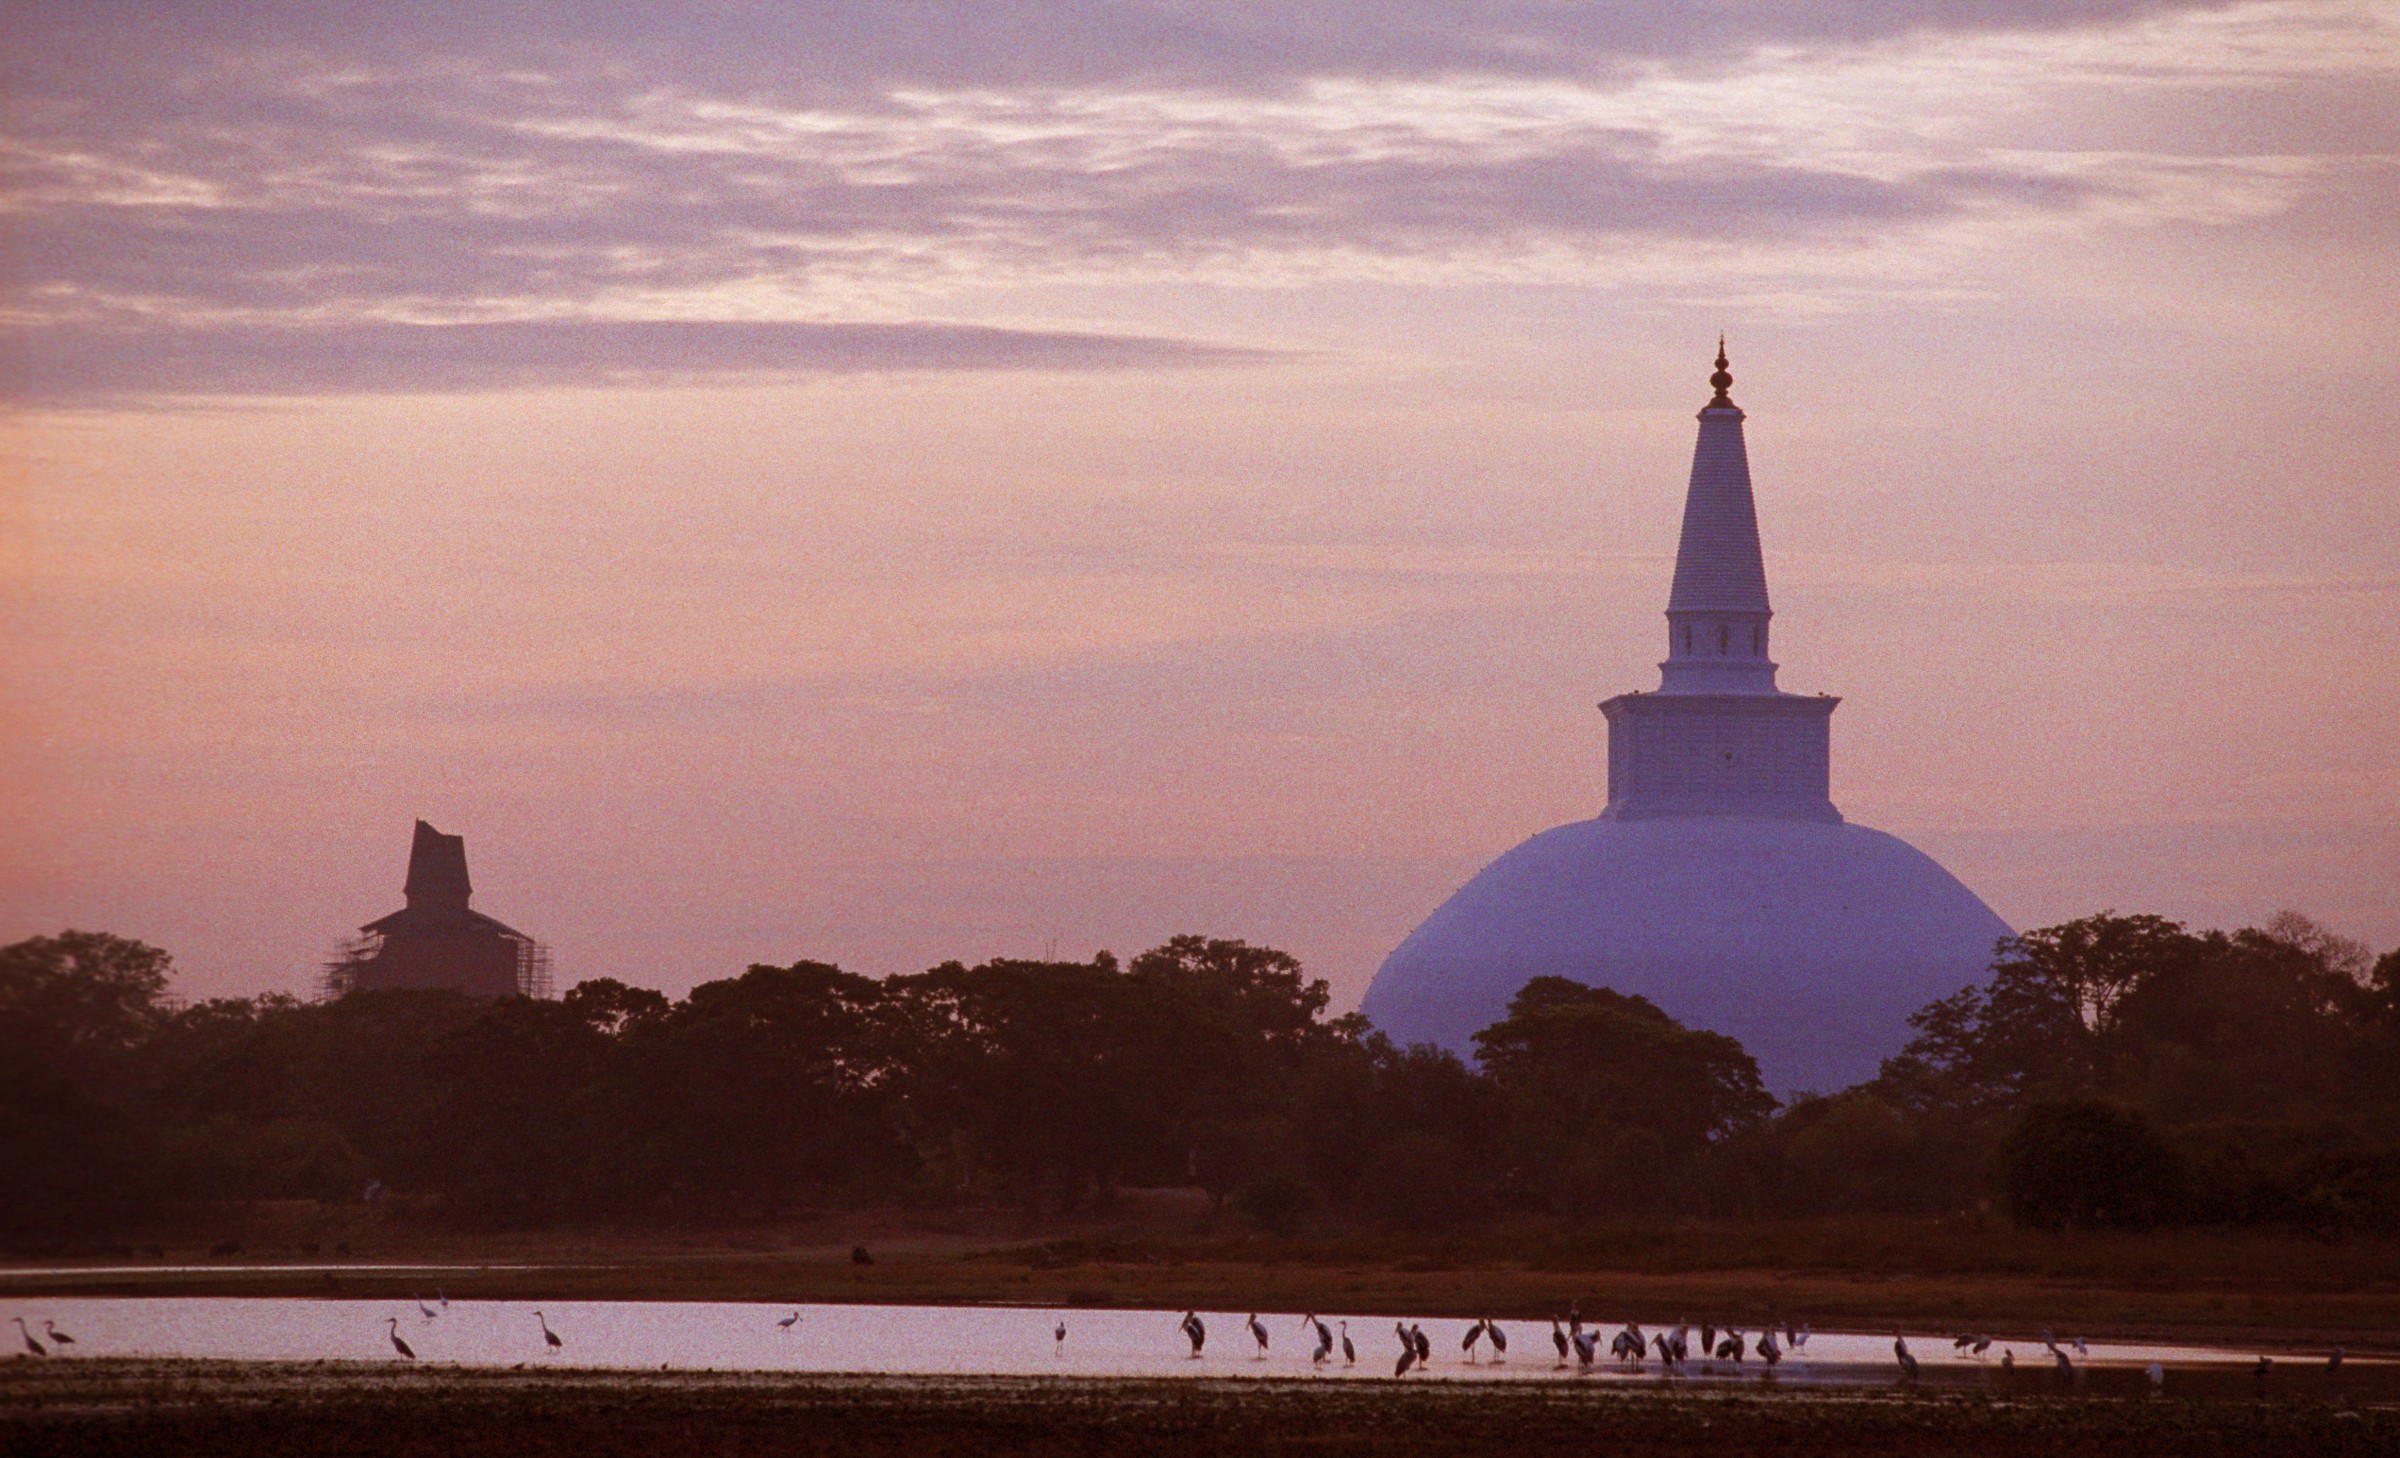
top-left (2000, 1099), bottom-right (2188, 1230)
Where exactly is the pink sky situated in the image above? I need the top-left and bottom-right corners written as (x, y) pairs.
top-left (4, 1), bottom-right (2396, 1006)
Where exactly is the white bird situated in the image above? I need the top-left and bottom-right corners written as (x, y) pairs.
top-left (536, 1311), bottom-right (562, 1352)
top-left (41, 1320), bottom-right (75, 1349)
top-left (14, 1318), bottom-right (47, 1357)
top-left (1248, 1313), bottom-right (1269, 1357)
top-left (385, 1317), bottom-right (415, 1361)
top-left (778, 1311), bottom-right (801, 1330)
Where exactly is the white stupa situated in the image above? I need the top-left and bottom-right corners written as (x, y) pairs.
top-left (1360, 345), bottom-right (2011, 1092)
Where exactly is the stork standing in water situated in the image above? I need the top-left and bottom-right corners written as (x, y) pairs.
top-left (1757, 1328), bottom-right (1781, 1367)
top-left (1247, 1313), bottom-right (1269, 1358)
top-left (1571, 1327), bottom-right (1597, 1372)
top-left (1461, 1317), bottom-right (1487, 1364)
top-left (14, 1319), bottom-right (47, 1357)
top-left (536, 1311), bottom-right (563, 1353)
top-left (1055, 1321), bottom-right (1067, 1354)
top-left (1180, 1312), bottom-right (1206, 1357)
top-left (41, 1320), bottom-right (75, 1350)
top-left (1412, 1324), bottom-right (1430, 1364)
top-left (1894, 1334), bottom-right (1918, 1382)
top-left (1485, 1319), bottom-right (1507, 1361)
top-left (778, 1311), bottom-right (801, 1330)
top-left (385, 1317), bottom-right (415, 1361)
top-left (1715, 1329), bottom-right (1745, 1364)
top-left (1301, 1315), bottom-right (1333, 1365)
top-left (1551, 1319), bottom-right (1570, 1367)
top-left (1393, 1324), bottom-right (1417, 1377)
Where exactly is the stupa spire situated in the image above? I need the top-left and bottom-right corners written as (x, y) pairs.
top-left (1660, 340), bottom-right (1776, 693)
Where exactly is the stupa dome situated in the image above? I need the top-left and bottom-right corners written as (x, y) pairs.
top-left (1359, 345), bottom-right (2011, 1092)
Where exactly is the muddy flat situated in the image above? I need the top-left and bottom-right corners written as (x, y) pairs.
top-left (3, 1359), bottom-right (2395, 1457)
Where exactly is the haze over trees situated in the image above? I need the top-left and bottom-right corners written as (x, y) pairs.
top-left (3, 916), bottom-right (2395, 1241)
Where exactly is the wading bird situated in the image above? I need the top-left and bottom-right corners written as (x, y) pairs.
top-left (2147, 1362), bottom-right (2165, 1389)
top-left (437, 1291), bottom-right (449, 1309)
top-left (1652, 1332), bottom-right (1675, 1369)
top-left (41, 1320), bottom-right (74, 1349)
top-left (1715, 1329), bottom-right (1744, 1363)
top-left (1571, 1327), bottom-right (1597, 1371)
top-left (1055, 1321), bottom-right (1067, 1353)
top-left (1894, 1335), bottom-right (1918, 1382)
top-left (1551, 1319), bottom-right (1569, 1366)
top-left (1758, 1328), bottom-right (1781, 1367)
top-left (1486, 1319), bottom-right (1507, 1360)
top-left (385, 1317), bottom-right (415, 1361)
top-left (1248, 1313), bottom-right (1269, 1357)
top-left (2254, 1355), bottom-right (2272, 1378)
top-left (2001, 1348), bottom-right (2015, 1370)
top-left (2073, 1336), bottom-right (2089, 1357)
top-left (1461, 1317), bottom-right (1486, 1363)
top-left (2053, 1347), bottom-right (2074, 1376)
top-left (778, 1311), bottom-right (801, 1330)
top-left (536, 1311), bottom-right (562, 1352)
top-left (1412, 1324), bottom-right (1430, 1363)
top-left (1700, 1321), bottom-right (1715, 1354)
top-left (1311, 1326), bottom-right (1330, 1365)
top-left (14, 1319), bottom-right (46, 1357)
top-left (1340, 1321), bottom-right (1354, 1366)
top-left (1393, 1325), bottom-right (1417, 1377)
top-left (1180, 1312), bottom-right (1205, 1357)
top-left (416, 1295), bottom-right (437, 1321)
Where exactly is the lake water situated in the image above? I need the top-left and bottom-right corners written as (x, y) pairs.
top-left (1, 1298), bottom-right (2314, 1382)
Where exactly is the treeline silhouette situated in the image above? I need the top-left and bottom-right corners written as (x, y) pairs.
top-left (4, 915), bottom-right (2397, 1241)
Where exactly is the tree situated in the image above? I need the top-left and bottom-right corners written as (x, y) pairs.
top-left (1999, 1099), bottom-right (2187, 1230)
top-left (1473, 977), bottom-right (1773, 1212)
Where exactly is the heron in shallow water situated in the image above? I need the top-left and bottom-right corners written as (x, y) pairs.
top-left (416, 1295), bottom-right (437, 1321)
top-left (1485, 1319), bottom-right (1506, 1360)
top-left (41, 1320), bottom-right (74, 1350)
top-left (14, 1319), bottom-right (46, 1357)
top-left (536, 1311), bottom-right (563, 1352)
top-left (778, 1311), bottom-right (801, 1330)
top-left (1461, 1317), bottom-right (1487, 1363)
top-left (1340, 1320), bottom-right (1355, 1366)
top-left (1247, 1313), bottom-right (1270, 1357)
top-left (1894, 1334), bottom-right (1918, 1381)
top-left (1551, 1319), bottom-right (1569, 1366)
top-left (385, 1317), bottom-right (415, 1362)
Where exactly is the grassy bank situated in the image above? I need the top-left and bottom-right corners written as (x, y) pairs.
top-left (3, 1360), bottom-right (2394, 1458)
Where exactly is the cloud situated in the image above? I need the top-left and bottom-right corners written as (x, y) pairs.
top-left (0, 318), bottom-right (1273, 404)
top-left (2, 3), bottom-right (2226, 98)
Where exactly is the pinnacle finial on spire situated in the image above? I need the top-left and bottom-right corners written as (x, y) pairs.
top-left (1709, 337), bottom-right (1733, 404)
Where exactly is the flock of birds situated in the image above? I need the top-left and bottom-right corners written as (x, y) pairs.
top-left (2, 1302), bottom-right (2353, 1386)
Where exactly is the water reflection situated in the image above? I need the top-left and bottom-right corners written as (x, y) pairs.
top-left (0, 1299), bottom-right (2314, 1383)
